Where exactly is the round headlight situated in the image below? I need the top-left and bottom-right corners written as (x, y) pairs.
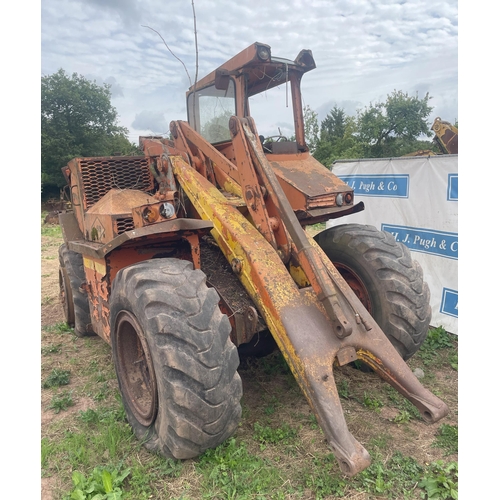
top-left (335, 193), bottom-right (344, 207)
top-left (160, 202), bottom-right (175, 219)
top-left (257, 46), bottom-right (270, 61)
top-left (142, 206), bottom-right (158, 223)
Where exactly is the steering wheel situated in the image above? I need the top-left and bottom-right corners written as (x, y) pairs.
top-left (262, 135), bottom-right (288, 143)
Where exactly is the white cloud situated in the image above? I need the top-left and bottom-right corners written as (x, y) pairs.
top-left (42, 0), bottom-right (458, 144)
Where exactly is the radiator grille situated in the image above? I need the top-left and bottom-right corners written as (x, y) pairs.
top-left (79, 157), bottom-right (154, 210)
top-left (115, 217), bottom-right (135, 235)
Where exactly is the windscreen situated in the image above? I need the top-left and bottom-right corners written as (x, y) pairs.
top-left (187, 80), bottom-right (236, 143)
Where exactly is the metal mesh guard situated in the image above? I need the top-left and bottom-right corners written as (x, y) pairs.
top-left (79, 156), bottom-right (154, 210)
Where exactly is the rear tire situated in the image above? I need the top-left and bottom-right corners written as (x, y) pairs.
top-left (315, 224), bottom-right (431, 360)
top-left (110, 258), bottom-right (242, 459)
top-left (58, 244), bottom-right (95, 337)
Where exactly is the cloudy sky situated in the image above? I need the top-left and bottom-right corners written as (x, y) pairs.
top-left (41, 0), bottom-right (458, 144)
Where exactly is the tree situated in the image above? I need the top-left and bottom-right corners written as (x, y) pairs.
top-left (314, 107), bottom-right (363, 167)
top-left (357, 90), bottom-right (434, 157)
top-left (41, 69), bottom-right (140, 196)
top-left (303, 105), bottom-right (319, 153)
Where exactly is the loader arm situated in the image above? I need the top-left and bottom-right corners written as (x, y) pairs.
top-left (164, 118), bottom-right (449, 476)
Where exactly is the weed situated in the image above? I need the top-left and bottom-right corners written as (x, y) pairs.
top-left (448, 351), bottom-right (458, 370)
top-left (393, 410), bottom-right (411, 424)
top-left (43, 368), bottom-right (71, 388)
top-left (338, 378), bottom-right (351, 399)
top-left (197, 437), bottom-right (286, 499)
top-left (304, 454), bottom-right (346, 498)
top-left (355, 451), bottom-right (424, 497)
top-left (93, 383), bottom-right (110, 401)
top-left (49, 391), bottom-right (74, 413)
top-left (41, 438), bottom-right (54, 468)
top-left (127, 457), bottom-right (183, 498)
top-left (43, 322), bottom-right (74, 335)
top-left (385, 386), bottom-right (422, 421)
top-left (62, 464), bottom-right (131, 500)
top-left (432, 424), bottom-right (458, 456)
top-left (369, 433), bottom-right (391, 450)
top-left (363, 392), bottom-right (383, 411)
top-left (79, 406), bottom-right (127, 425)
top-left (253, 421), bottom-right (298, 448)
top-left (42, 343), bottom-right (62, 355)
top-left (308, 413), bottom-right (319, 430)
top-left (417, 327), bottom-right (456, 367)
top-left (418, 460), bottom-right (458, 499)
top-left (425, 327), bottom-right (454, 350)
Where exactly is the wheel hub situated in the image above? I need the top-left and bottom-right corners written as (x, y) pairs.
top-left (334, 263), bottom-right (372, 313)
top-left (115, 311), bottom-right (158, 427)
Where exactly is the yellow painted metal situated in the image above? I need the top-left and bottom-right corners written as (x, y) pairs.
top-left (170, 155), bottom-right (308, 361)
top-left (83, 257), bottom-right (106, 276)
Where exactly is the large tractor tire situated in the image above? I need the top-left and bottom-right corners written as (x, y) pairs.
top-left (58, 244), bottom-right (95, 337)
top-left (109, 258), bottom-right (242, 459)
top-left (314, 224), bottom-right (431, 360)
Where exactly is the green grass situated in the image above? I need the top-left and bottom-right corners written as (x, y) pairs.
top-left (196, 438), bottom-right (289, 499)
top-left (418, 461), bottom-right (458, 500)
top-left (43, 368), bottom-right (71, 388)
top-left (49, 391), bottom-right (75, 413)
top-left (62, 464), bottom-right (131, 500)
top-left (43, 322), bottom-right (74, 335)
top-left (42, 285), bottom-right (458, 500)
top-left (42, 343), bottom-right (63, 355)
top-left (416, 326), bottom-right (457, 368)
top-left (433, 424), bottom-right (458, 456)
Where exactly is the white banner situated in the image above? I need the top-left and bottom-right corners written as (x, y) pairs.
top-left (328, 155), bottom-right (458, 334)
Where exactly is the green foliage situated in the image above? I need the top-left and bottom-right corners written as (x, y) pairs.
top-left (43, 322), bottom-right (75, 335)
top-left (304, 454), bottom-right (347, 498)
top-left (49, 391), bottom-right (75, 413)
top-left (41, 222), bottom-right (63, 238)
top-left (78, 407), bottom-right (127, 425)
top-left (385, 386), bottom-right (422, 421)
top-left (363, 392), bottom-right (383, 411)
top-left (357, 90), bottom-right (434, 158)
top-left (433, 424), bottom-right (458, 456)
top-left (43, 368), bottom-right (71, 388)
top-left (304, 105), bottom-right (320, 153)
top-left (355, 452), bottom-right (424, 497)
top-left (253, 421), bottom-right (298, 448)
top-left (62, 464), bottom-right (131, 500)
top-left (126, 457), bottom-right (183, 499)
top-left (41, 69), bottom-right (141, 194)
top-left (418, 327), bottom-right (456, 367)
top-left (393, 410), bottom-right (411, 424)
top-left (424, 327), bottom-right (454, 350)
top-left (197, 438), bottom-right (286, 499)
top-left (42, 343), bottom-right (62, 355)
top-left (306, 90), bottom-right (437, 167)
top-left (337, 379), bottom-right (351, 399)
top-left (418, 461), bottom-right (458, 499)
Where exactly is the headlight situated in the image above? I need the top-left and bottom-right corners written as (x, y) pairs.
top-left (335, 194), bottom-right (344, 207)
top-left (160, 202), bottom-right (175, 219)
top-left (257, 45), bottom-right (271, 61)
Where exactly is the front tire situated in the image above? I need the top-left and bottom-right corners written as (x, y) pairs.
top-left (314, 224), bottom-right (431, 360)
top-left (110, 258), bottom-right (242, 459)
top-left (58, 244), bottom-right (95, 337)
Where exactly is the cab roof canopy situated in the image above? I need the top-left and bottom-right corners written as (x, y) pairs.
top-left (187, 42), bottom-right (316, 97)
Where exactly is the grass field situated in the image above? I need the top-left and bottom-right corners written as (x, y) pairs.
top-left (41, 216), bottom-right (458, 499)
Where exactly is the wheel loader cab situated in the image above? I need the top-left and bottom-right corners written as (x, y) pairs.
top-left (185, 42), bottom-right (316, 152)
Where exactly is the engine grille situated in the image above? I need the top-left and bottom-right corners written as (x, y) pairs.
top-left (115, 217), bottom-right (135, 235)
top-left (78, 156), bottom-right (155, 211)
